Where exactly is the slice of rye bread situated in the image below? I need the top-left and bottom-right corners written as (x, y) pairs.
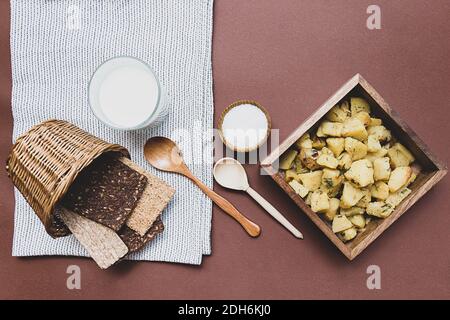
top-left (61, 154), bottom-right (147, 231)
top-left (119, 157), bottom-right (175, 236)
top-left (59, 207), bottom-right (128, 269)
top-left (119, 216), bottom-right (165, 253)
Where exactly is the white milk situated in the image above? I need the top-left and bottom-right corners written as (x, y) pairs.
top-left (98, 64), bottom-right (159, 128)
top-left (89, 57), bottom-right (166, 130)
top-left (221, 103), bottom-right (269, 151)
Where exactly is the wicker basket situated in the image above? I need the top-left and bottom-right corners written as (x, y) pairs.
top-left (6, 120), bottom-right (130, 238)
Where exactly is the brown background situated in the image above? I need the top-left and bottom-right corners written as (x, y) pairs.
top-left (1, 0), bottom-right (449, 299)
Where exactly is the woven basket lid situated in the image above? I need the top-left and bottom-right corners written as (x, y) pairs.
top-left (6, 120), bottom-right (130, 238)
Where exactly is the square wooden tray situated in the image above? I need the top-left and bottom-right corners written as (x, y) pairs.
top-left (261, 74), bottom-right (447, 260)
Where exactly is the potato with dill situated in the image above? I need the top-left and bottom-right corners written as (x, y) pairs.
top-left (280, 97), bottom-right (417, 243)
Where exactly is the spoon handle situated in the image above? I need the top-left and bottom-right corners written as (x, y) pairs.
top-left (246, 187), bottom-right (303, 239)
top-left (186, 174), bottom-right (261, 237)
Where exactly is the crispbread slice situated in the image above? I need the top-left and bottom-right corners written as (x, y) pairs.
top-left (119, 157), bottom-right (175, 236)
top-left (119, 216), bottom-right (165, 253)
top-left (59, 208), bottom-right (128, 269)
top-left (62, 154), bottom-right (147, 231)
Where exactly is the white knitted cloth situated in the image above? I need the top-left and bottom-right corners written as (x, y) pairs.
top-left (10, 0), bottom-right (214, 265)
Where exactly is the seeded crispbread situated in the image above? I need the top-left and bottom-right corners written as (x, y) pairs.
top-left (59, 207), bottom-right (128, 269)
top-left (119, 216), bottom-right (164, 253)
top-left (61, 154), bottom-right (147, 231)
top-left (119, 157), bottom-right (175, 236)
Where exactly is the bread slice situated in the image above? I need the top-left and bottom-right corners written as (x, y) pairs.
top-left (61, 154), bottom-right (147, 231)
top-left (120, 157), bottom-right (175, 236)
top-left (119, 216), bottom-right (165, 253)
top-left (59, 208), bottom-right (128, 269)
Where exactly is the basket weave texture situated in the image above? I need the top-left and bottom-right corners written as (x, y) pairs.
top-left (6, 120), bottom-right (130, 238)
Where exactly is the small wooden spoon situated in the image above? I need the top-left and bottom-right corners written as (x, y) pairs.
top-left (214, 157), bottom-right (303, 239)
top-left (144, 137), bottom-right (261, 237)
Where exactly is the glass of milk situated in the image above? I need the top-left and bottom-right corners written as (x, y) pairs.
top-left (89, 56), bottom-right (168, 130)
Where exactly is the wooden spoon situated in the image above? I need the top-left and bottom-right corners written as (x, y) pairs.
top-left (214, 157), bottom-right (303, 239)
top-left (144, 137), bottom-right (261, 237)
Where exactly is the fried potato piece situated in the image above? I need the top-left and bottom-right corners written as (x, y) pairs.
top-left (367, 125), bottom-right (391, 143)
top-left (337, 152), bottom-right (352, 170)
top-left (339, 227), bottom-right (358, 242)
top-left (326, 137), bottom-right (345, 157)
top-left (373, 157), bottom-right (391, 181)
top-left (356, 189), bottom-right (371, 208)
top-left (322, 168), bottom-right (342, 187)
top-left (354, 111), bottom-right (371, 126)
top-left (285, 169), bottom-right (299, 182)
top-left (370, 181), bottom-right (390, 200)
top-left (340, 182), bottom-right (366, 208)
top-left (311, 190), bottom-right (330, 213)
top-left (340, 206), bottom-right (365, 216)
top-left (342, 118), bottom-right (368, 141)
top-left (387, 142), bottom-right (415, 168)
top-left (280, 149), bottom-right (298, 170)
top-left (319, 121), bottom-right (343, 137)
top-left (385, 187), bottom-right (412, 207)
top-left (316, 153), bottom-right (339, 169)
top-left (367, 135), bottom-right (382, 152)
top-left (312, 136), bottom-right (326, 149)
top-left (368, 117), bottom-right (382, 127)
top-left (289, 180), bottom-right (309, 198)
top-left (298, 170), bottom-right (323, 191)
top-left (326, 102), bottom-right (351, 123)
top-left (295, 133), bottom-right (313, 149)
top-left (324, 198), bottom-right (340, 221)
top-left (350, 97), bottom-right (371, 116)
top-left (388, 166), bottom-right (412, 192)
top-left (332, 214), bottom-right (353, 233)
top-left (345, 137), bottom-right (368, 160)
top-left (365, 147), bottom-right (388, 163)
top-left (299, 148), bottom-right (320, 170)
top-left (349, 214), bottom-right (366, 229)
top-left (344, 159), bottom-right (374, 187)
top-left (366, 201), bottom-right (394, 218)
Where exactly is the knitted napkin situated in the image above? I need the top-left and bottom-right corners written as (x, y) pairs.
top-left (10, 0), bottom-right (214, 265)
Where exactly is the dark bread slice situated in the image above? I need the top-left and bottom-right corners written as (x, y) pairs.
top-left (61, 154), bottom-right (147, 231)
top-left (119, 216), bottom-right (164, 253)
